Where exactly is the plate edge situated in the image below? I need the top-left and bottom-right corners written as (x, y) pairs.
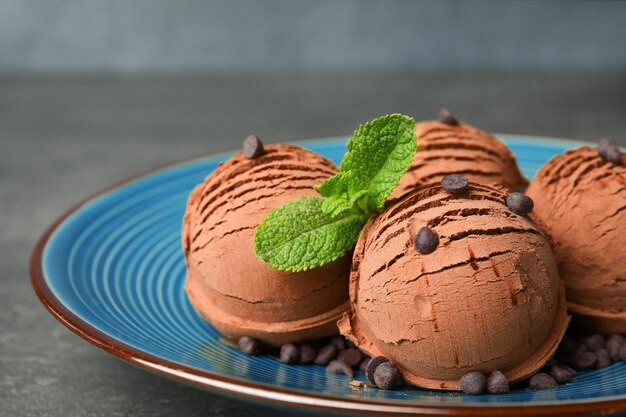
top-left (29, 138), bottom-right (626, 417)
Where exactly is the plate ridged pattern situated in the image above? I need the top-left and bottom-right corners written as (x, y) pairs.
top-left (41, 138), bottom-right (626, 405)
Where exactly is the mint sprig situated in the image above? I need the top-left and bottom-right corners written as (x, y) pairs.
top-left (254, 114), bottom-right (417, 271)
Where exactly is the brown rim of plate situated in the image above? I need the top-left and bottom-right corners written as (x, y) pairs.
top-left (30, 140), bottom-right (626, 417)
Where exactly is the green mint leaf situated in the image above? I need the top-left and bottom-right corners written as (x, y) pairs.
top-left (317, 114), bottom-right (416, 213)
top-left (254, 196), bottom-right (367, 272)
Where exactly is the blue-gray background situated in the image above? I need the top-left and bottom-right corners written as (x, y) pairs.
top-left (2, 0), bottom-right (626, 73)
top-left (3, 2), bottom-right (626, 417)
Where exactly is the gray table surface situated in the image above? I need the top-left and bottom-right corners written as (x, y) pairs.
top-left (2, 72), bottom-right (625, 417)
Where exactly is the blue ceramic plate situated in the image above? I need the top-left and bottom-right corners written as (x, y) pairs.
top-left (32, 136), bottom-right (626, 416)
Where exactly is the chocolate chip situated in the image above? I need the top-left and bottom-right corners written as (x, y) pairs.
top-left (619, 344), bottom-right (626, 362)
top-left (328, 335), bottom-right (347, 351)
top-left (549, 364), bottom-right (576, 384)
top-left (569, 351), bottom-right (597, 371)
top-left (373, 362), bottom-right (402, 390)
top-left (506, 192), bottom-right (534, 215)
top-left (607, 334), bottom-right (625, 361)
top-left (359, 357), bottom-right (371, 374)
top-left (242, 134), bottom-right (264, 159)
top-left (326, 360), bottom-right (354, 378)
top-left (314, 345), bottom-right (338, 365)
top-left (598, 137), bottom-right (622, 165)
top-left (580, 334), bottom-right (606, 352)
top-left (605, 147), bottom-right (623, 165)
top-left (529, 372), bottom-right (558, 390)
top-left (298, 344), bottom-right (317, 364)
top-left (459, 372), bottom-right (487, 395)
top-left (338, 348), bottom-right (363, 368)
top-left (346, 340), bottom-right (357, 349)
top-left (414, 227), bottom-right (439, 254)
top-left (238, 336), bottom-right (263, 355)
top-left (563, 343), bottom-right (591, 368)
top-left (441, 174), bottom-right (469, 195)
top-left (596, 349), bottom-right (611, 369)
top-left (438, 108), bottom-right (460, 126)
top-left (366, 356), bottom-right (390, 387)
top-left (487, 370), bottom-right (509, 394)
top-left (279, 343), bottom-right (299, 364)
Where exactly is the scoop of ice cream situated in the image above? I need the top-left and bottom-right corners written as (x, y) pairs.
top-left (392, 119), bottom-right (527, 199)
top-left (339, 182), bottom-right (568, 390)
top-left (527, 146), bottom-right (626, 334)
top-left (183, 144), bottom-right (350, 346)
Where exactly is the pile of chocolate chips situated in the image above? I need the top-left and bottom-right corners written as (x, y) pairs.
top-left (239, 331), bottom-right (626, 394)
top-left (556, 333), bottom-right (626, 371)
top-left (458, 332), bottom-right (626, 394)
top-left (237, 335), bottom-right (403, 390)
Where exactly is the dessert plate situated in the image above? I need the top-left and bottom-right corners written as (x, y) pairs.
top-left (31, 135), bottom-right (626, 416)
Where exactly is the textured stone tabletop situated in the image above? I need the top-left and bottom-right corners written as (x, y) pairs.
top-left (2, 73), bottom-right (625, 417)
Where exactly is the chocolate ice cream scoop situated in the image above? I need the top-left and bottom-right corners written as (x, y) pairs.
top-left (182, 144), bottom-right (350, 346)
top-left (338, 182), bottom-right (569, 390)
top-left (392, 119), bottom-right (527, 199)
top-left (527, 146), bottom-right (626, 334)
